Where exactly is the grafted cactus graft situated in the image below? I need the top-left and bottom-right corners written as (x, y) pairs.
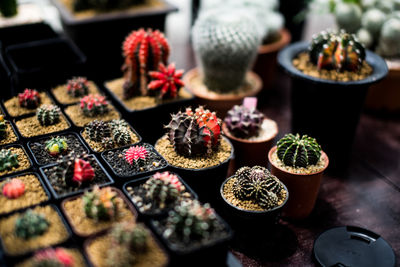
top-left (45, 137), bottom-right (68, 157)
top-left (125, 145), bottom-right (148, 168)
top-left (55, 152), bottom-right (95, 187)
top-left (148, 63), bottom-right (184, 100)
top-left (2, 178), bottom-right (25, 199)
top-left (32, 247), bottom-right (75, 267)
top-left (18, 89), bottom-right (41, 109)
top-left (66, 77), bottom-right (89, 97)
top-left (83, 186), bottom-right (117, 221)
top-left (80, 94), bottom-right (108, 117)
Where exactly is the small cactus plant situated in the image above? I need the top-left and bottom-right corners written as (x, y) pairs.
top-left (45, 137), bottom-right (68, 157)
top-left (36, 104), bottom-right (61, 126)
top-left (148, 63), bottom-right (184, 100)
top-left (125, 145), bottom-right (148, 167)
top-left (32, 247), bottom-right (74, 267)
top-left (55, 152), bottom-right (95, 187)
top-left (224, 104), bottom-right (265, 139)
top-left (66, 77), bottom-right (89, 97)
top-left (2, 178), bottom-right (25, 199)
top-left (83, 186), bottom-right (117, 221)
top-left (122, 28), bottom-right (170, 98)
top-left (165, 106), bottom-right (222, 157)
top-left (0, 115), bottom-right (8, 140)
top-left (0, 149), bottom-right (19, 171)
top-left (309, 30), bottom-right (366, 72)
top-left (109, 119), bottom-right (128, 130)
top-left (233, 166), bottom-right (284, 209)
top-left (85, 120), bottom-right (112, 142)
top-left (110, 222), bottom-right (149, 252)
top-left (277, 133), bottom-right (322, 168)
top-left (143, 172), bottom-right (184, 209)
top-left (112, 126), bottom-right (131, 146)
top-left (80, 94), bottom-right (108, 117)
top-left (18, 89), bottom-right (41, 109)
top-left (15, 209), bottom-right (50, 239)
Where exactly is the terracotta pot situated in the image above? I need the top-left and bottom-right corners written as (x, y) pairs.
top-left (268, 146), bottom-right (329, 219)
top-left (183, 68), bottom-right (262, 117)
top-left (253, 28), bottom-right (291, 90)
top-left (222, 118), bottom-right (278, 168)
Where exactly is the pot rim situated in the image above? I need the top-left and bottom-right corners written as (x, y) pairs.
top-left (219, 175), bottom-right (289, 214)
top-left (277, 41), bottom-right (389, 86)
top-left (268, 146), bottom-right (329, 176)
top-left (258, 28), bottom-right (291, 54)
top-left (221, 118), bottom-right (278, 144)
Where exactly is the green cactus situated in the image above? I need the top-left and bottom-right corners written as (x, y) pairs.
top-left (110, 222), bottom-right (149, 252)
top-left (112, 126), bottom-right (131, 146)
top-left (334, 2), bottom-right (362, 33)
top-left (109, 119), bottom-right (129, 130)
top-left (377, 18), bottom-right (400, 56)
top-left (36, 105), bottom-right (61, 126)
top-left (85, 120), bottom-right (112, 142)
top-left (0, 149), bottom-right (19, 171)
top-left (276, 133), bottom-right (322, 168)
top-left (0, 0), bottom-right (17, 17)
top-left (0, 115), bottom-right (7, 140)
top-left (102, 137), bottom-right (115, 150)
top-left (15, 209), bottom-right (50, 239)
top-left (192, 9), bottom-right (261, 93)
top-left (362, 8), bottom-right (387, 35)
top-left (106, 245), bottom-right (136, 267)
top-left (45, 137), bottom-right (68, 157)
top-left (83, 186), bottom-right (117, 221)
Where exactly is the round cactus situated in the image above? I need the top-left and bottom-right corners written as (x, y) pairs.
top-left (110, 222), bottom-right (149, 252)
top-left (361, 8), bottom-right (387, 35)
top-left (15, 209), bottom-right (50, 239)
top-left (356, 28), bottom-right (374, 48)
top-left (83, 186), bottom-right (117, 221)
top-left (80, 94), bottom-right (108, 117)
top-left (106, 245), bottom-right (136, 267)
top-left (0, 115), bottom-right (7, 140)
top-left (45, 137), bottom-right (68, 157)
top-left (18, 89), bottom-right (41, 109)
top-left (109, 119), bottom-right (128, 130)
top-left (277, 133), bottom-right (322, 168)
top-left (125, 145), bottom-right (148, 167)
top-left (85, 120), bottom-right (112, 142)
top-left (32, 247), bottom-right (75, 267)
top-left (66, 76), bottom-right (89, 97)
top-left (2, 178), bottom-right (25, 199)
top-left (377, 18), bottom-right (400, 56)
top-left (147, 63), bottom-right (184, 100)
top-left (334, 2), bottom-right (362, 33)
top-left (112, 126), bottom-right (131, 146)
top-left (55, 152), bottom-right (95, 187)
top-left (224, 105), bottom-right (265, 139)
top-left (165, 106), bottom-right (222, 157)
top-left (36, 104), bottom-right (61, 126)
top-left (0, 149), bottom-right (19, 171)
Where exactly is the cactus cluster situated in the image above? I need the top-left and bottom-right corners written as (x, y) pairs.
top-left (15, 209), bottom-right (50, 239)
top-left (0, 149), bottom-right (19, 171)
top-left (310, 30), bottom-right (366, 72)
top-left (18, 89), bottom-right (41, 109)
top-left (125, 145), bottom-right (148, 168)
top-left (45, 137), bottom-right (68, 157)
top-left (143, 172), bottom-right (184, 209)
top-left (122, 28), bottom-right (170, 99)
top-left (36, 104), bottom-right (61, 126)
top-left (2, 178), bottom-right (25, 199)
top-left (277, 133), bottom-right (322, 168)
top-left (55, 152), bottom-right (95, 187)
top-left (0, 115), bottom-right (8, 140)
top-left (224, 104), bottom-right (265, 139)
top-left (148, 63), bottom-right (184, 100)
top-left (66, 77), bottom-right (89, 97)
top-left (233, 166), bottom-right (285, 209)
top-left (80, 94), bottom-right (108, 117)
top-left (32, 247), bottom-right (74, 267)
top-left (192, 9), bottom-right (261, 92)
top-left (165, 106), bottom-right (222, 157)
top-left (84, 119), bottom-right (132, 148)
top-left (83, 186), bottom-right (117, 221)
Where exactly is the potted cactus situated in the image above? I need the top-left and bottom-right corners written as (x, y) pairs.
top-left (278, 29), bottom-right (388, 170)
top-left (84, 221), bottom-right (168, 267)
top-left (3, 89), bottom-right (53, 118)
top-left (0, 172), bottom-right (50, 216)
top-left (124, 171), bottom-right (197, 218)
top-left (80, 119), bottom-right (141, 153)
top-left (186, 9), bottom-right (262, 116)
top-left (40, 151), bottom-right (113, 199)
top-left (61, 186), bottom-right (137, 238)
top-left (101, 143), bottom-right (168, 179)
top-left (154, 106), bottom-right (233, 203)
top-left (0, 115), bottom-right (18, 146)
top-left (220, 166), bottom-right (288, 227)
top-left (28, 132), bottom-right (89, 166)
top-left (0, 205), bottom-right (70, 256)
top-left (151, 199), bottom-right (232, 265)
top-left (222, 97), bottom-right (278, 168)
top-left (268, 133), bottom-right (329, 219)
top-left (51, 76), bottom-right (100, 106)
top-left (0, 145), bottom-right (32, 178)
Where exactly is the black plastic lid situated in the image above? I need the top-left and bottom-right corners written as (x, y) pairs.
top-left (313, 226), bottom-right (395, 267)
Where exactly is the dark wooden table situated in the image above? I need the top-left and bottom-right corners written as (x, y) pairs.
top-left (171, 42), bottom-right (400, 267)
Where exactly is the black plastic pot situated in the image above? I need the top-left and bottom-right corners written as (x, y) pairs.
top-left (5, 38), bottom-right (87, 91)
top-left (27, 132), bottom-right (89, 166)
top-left (51, 0), bottom-right (178, 81)
top-left (122, 172), bottom-right (198, 220)
top-left (278, 42), bottom-right (388, 171)
top-left (0, 144), bottom-right (33, 178)
top-left (39, 154), bottom-right (114, 200)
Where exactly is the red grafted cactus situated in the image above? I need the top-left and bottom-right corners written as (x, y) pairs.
top-left (165, 106), bottom-right (222, 157)
top-left (55, 152), bottom-right (95, 187)
top-left (148, 63), bottom-right (184, 100)
top-left (33, 247), bottom-right (74, 267)
top-left (125, 145), bottom-right (148, 166)
top-left (73, 158), bottom-right (95, 185)
top-left (18, 89), bottom-right (41, 109)
top-left (80, 94), bottom-right (108, 117)
top-left (2, 178), bottom-right (25, 199)
top-left (66, 77), bottom-right (89, 97)
top-left (122, 28), bottom-right (170, 99)
top-left (153, 171), bottom-right (184, 192)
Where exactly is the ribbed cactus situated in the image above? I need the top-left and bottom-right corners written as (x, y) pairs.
top-left (165, 106), bottom-right (222, 157)
top-left (18, 89), bottom-right (41, 109)
top-left (148, 63), bottom-right (184, 100)
top-left (55, 152), bottom-right (95, 187)
top-left (122, 28), bottom-right (170, 98)
top-left (309, 30), bottom-right (366, 72)
top-left (112, 126), bottom-right (131, 146)
top-left (85, 120), bottom-right (112, 142)
top-left (233, 166), bottom-right (284, 209)
top-left (2, 178), bottom-right (25, 199)
top-left (124, 145), bottom-right (148, 168)
top-left (109, 119), bottom-right (128, 130)
top-left (224, 104), bottom-right (265, 138)
top-left (110, 222), bottom-right (149, 252)
top-left (0, 0), bottom-right (18, 17)
top-left (80, 94), bottom-right (109, 117)
top-left (36, 105), bottom-right (61, 126)
top-left (0, 115), bottom-right (7, 140)
top-left (66, 76), bottom-right (89, 97)
top-left (15, 209), bottom-right (50, 239)
top-left (192, 9), bottom-right (261, 93)
top-left (0, 149), bottom-right (19, 171)
top-left (83, 186), bottom-right (117, 221)
top-left (45, 137), bottom-right (68, 157)
top-left (32, 247), bottom-right (74, 267)
top-left (277, 133), bottom-right (322, 168)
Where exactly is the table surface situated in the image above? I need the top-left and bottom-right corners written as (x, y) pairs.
top-left (171, 41), bottom-right (400, 267)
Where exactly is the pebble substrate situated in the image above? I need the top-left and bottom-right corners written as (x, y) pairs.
top-left (4, 92), bottom-right (52, 117)
top-left (51, 81), bottom-right (99, 105)
top-left (15, 114), bottom-right (70, 138)
top-left (0, 146), bottom-right (31, 177)
top-left (0, 122), bottom-right (18, 146)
